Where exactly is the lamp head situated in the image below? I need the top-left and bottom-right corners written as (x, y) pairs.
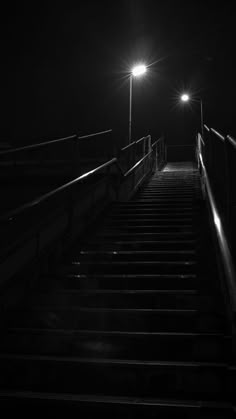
top-left (181, 93), bottom-right (190, 102)
top-left (132, 64), bottom-right (147, 77)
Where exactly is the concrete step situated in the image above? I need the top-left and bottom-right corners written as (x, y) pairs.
top-left (0, 328), bottom-right (230, 362)
top-left (5, 308), bottom-right (226, 333)
top-left (26, 289), bottom-right (222, 310)
top-left (0, 392), bottom-right (234, 417)
top-left (0, 354), bottom-right (233, 401)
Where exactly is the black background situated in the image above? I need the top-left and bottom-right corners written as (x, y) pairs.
top-left (2, 1), bottom-right (235, 148)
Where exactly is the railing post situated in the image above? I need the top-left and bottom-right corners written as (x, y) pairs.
top-left (142, 138), bottom-right (145, 158)
top-left (148, 135), bottom-right (151, 153)
top-left (148, 135), bottom-right (152, 170)
top-left (133, 141), bottom-right (137, 167)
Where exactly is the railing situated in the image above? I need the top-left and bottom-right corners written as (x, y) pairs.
top-left (201, 126), bottom-right (236, 247)
top-left (0, 129), bottom-right (113, 176)
top-left (0, 135), bottom-right (77, 155)
top-left (118, 136), bottom-right (149, 173)
top-left (0, 158), bottom-right (117, 223)
top-left (0, 134), bottom-right (166, 286)
top-left (196, 129), bottom-right (236, 329)
top-left (1, 135), bottom-right (165, 223)
top-left (118, 135), bottom-right (165, 173)
top-left (0, 130), bottom-right (113, 156)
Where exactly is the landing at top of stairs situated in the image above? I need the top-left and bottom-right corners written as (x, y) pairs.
top-left (163, 162), bottom-right (198, 172)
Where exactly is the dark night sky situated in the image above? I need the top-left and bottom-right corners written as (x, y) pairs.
top-left (2, 1), bottom-right (235, 147)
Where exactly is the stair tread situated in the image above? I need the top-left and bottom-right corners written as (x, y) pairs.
top-left (32, 289), bottom-right (205, 295)
top-left (20, 307), bottom-right (222, 314)
top-left (2, 166), bottom-right (232, 410)
top-left (0, 390), bottom-right (232, 409)
top-left (64, 273), bottom-right (198, 278)
top-left (6, 328), bottom-right (229, 337)
top-left (69, 260), bottom-right (197, 265)
top-left (78, 250), bottom-right (196, 255)
top-left (0, 353), bottom-right (229, 368)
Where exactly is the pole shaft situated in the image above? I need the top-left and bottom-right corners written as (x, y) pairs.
top-left (200, 99), bottom-right (204, 138)
top-left (129, 75), bottom-right (132, 144)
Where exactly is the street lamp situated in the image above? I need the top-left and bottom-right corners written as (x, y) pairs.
top-left (129, 64), bottom-right (147, 143)
top-left (180, 93), bottom-right (204, 138)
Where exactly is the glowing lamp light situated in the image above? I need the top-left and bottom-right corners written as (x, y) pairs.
top-left (181, 94), bottom-right (190, 102)
top-left (132, 64), bottom-right (147, 77)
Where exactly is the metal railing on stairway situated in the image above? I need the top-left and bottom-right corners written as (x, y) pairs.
top-left (0, 134), bottom-right (166, 288)
top-left (0, 130), bottom-right (113, 176)
top-left (196, 127), bottom-right (236, 334)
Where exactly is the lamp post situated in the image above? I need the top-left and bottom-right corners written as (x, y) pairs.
top-left (129, 64), bottom-right (147, 144)
top-left (180, 94), bottom-right (204, 138)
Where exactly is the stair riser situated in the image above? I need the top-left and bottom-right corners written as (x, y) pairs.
top-left (29, 293), bottom-right (220, 310)
top-left (114, 203), bottom-right (198, 207)
top-left (79, 241), bottom-right (195, 251)
top-left (102, 220), bottom-right (194, 227)
top-left (0, 358), bottom-right (230, 401)
top-left (137, 196), bottom-right (197, 199)
top-left (65, 262), bottom-right (196, 275)
top-left (0, 398), bottom-right (233, 418)
top-left (97, 229), bottom-right (195, 237)
top-left (133, 200), bottom-right (197, 203)
top-left (107, 215), bottom-right (195, 220)
top-left (48, 275), bottom-right (213, 291)
top-left (6, 310), bottom-right (226, 333)
top-left (94, 233), bottom-right (196, 240)
top-left (1, 331), bottom-right (228, 362)
top-left (72, 252), bottom-right (196, 262)
top-left (136, 194), bottom-right (198, 199)
top-left (109, 210), bottom-right (198, 216)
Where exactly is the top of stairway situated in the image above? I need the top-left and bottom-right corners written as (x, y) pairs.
top-left (163, 162), bottom-right (198, 172)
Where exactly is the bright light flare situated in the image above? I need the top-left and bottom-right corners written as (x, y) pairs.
top-left (132, 64), bottom-right (147, 77)
top-left (181, 94), bottom-right (190, 102)
top-left (214, 211), bottom-right (222, 234)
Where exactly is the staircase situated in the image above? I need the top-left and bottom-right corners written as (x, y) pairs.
top-left (0, 162), bottom-right (234, 417)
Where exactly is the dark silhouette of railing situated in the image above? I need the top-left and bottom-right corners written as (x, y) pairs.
top-left (119, 135), bottom-right (165, 173)
top-left (0, 129), bottom-right (113, 176)
top-left (1, 135), bottom-right (164, 222)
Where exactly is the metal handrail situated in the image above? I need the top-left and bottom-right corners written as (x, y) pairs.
top-left (120, 141), bottom-right (136, 152)
top-left (0, 133), bottom-right (166, 288)
top-left (120, 136), bottom-right (149, 153)
top-left (210, 128), bottom-right (225, 142)
top-left (204, 124), bottom-right (210, 132)
top-left (78, 129), bottom-right (112, 140)
top-left (0, 135), bottom-right (164, 224)
top-left (124, 150), bottom-right (153, 177)
top-left (0, 135), bottom-right (77, 155)
top-left (152, 136), bottom-right (163, 147)
top-left (0, 157), bottom-right (118, 222)
top-left (227, 135), bottom-right (236, 149)
top-left (136, 136), bottom-right (147, 145)
top-left (197, 134), bottom-right (236, 313)
top-left (0, 129), bottom-right (112, 156)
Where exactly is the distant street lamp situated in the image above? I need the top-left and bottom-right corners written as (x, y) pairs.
top-left (180, 93), bottom-right (204, 138)
top-left (129, 64), bottom-right (147, 143)
top-left (181, 94), bottom-right (190, 102)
